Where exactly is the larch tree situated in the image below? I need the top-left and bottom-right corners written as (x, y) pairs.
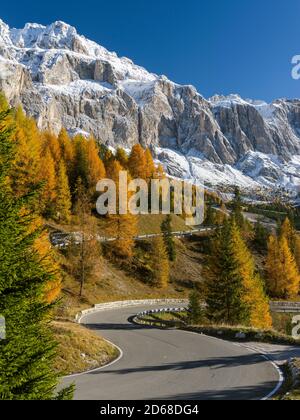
top-left (42, 132), bottom-right (61, 168)
top-left (55, 161), bottom-right (72, 223)
top-left (153, 163), bottom-right (165, 180)
top-left (294, 235), bottom-right (300, 272)
top-left (149, 236), bottom-right (170, 289)
top-left (69, 178), bottom-right (101, 297)
top-left (32, 218), bottom-right (62, 304)
top-left (58, 128), bottom-right (74, 173)
top-left (0, 109), bottom-right (73, 400)
top-left (230, 221), bottom-right (272, 329)
top-left (72, 135), bottom-right (89, 191)
top-left (144, 148), bottom-right (155, 181)
top-left (115, 147), bottom-right (128, 169)
top-left (280, 217), bottom-right (296, 252)
top-left (38, 149), bottom-right (57, 217)
top-left (106, 160), bottom-right (138, 259)
top-left (266, 234), bottom-right (300, 299)
top-left (86, 137), bottom-right (106, 197)
top-left (128, 144), bottom-right (147, 179)
top-left (11, 108), bottom-right (42, 196)
top-left (231, 187), bottom-right (245, 229)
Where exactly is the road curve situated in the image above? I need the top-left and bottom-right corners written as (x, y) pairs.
top-left (62, 305), bottom-right (280, 401)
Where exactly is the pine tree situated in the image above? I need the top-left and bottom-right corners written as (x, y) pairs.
top-left (128, 144), bottom-right (147, 179)
top-left (205, 219), bottom-right (271, 328)
top-left (161, 215), bottom-right (176, 262)
top-left (188, 290), bottom-right (204, 324)
top-left (214, 204), bottom-right (228, 226)
top-left (149, 236), bottom-right (170, 289)
top-left (232, 187), bottom-right (244, 229)
top-left (0, 110), bottom-right (73, 400)
top-left (253, 221), bottom-right (268, 252)
top-left (55, 161), bottom-right (72, 223)
top-left (205, 221), bottom-right (248, 325)
top-left (205, 204), bottom-right (216, 226)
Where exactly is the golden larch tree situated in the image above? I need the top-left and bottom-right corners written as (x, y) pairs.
top-left (42, 132), bottom-right (61, 167)
top-left (106, 159), bottom-right (137, 258)
top-left (230, 221), bottom-right (272, 329)
top-left (55, 161), bottom-right (72, 223)
top-left (38, 149), bottom-right (57, 216)
top-left (266, 234), bottom-right (300, 299)
top-left (149, 236), bottom-right (170, 289)
top-left (280, 217), bottom-right (296, 251)
top-left (115, 147), bottom-right (129, 169)
top-left (128, 144), bottom-right (147, 179)
top-left (86, 137), bottom-right (106, 194)
top-left (12, 107), bottom-right (42, 196)
top-left (144, 148), bottom-right (155, 181)
top-left (294, 235), bottom-right (300, 272)
top-left (58, 128), bottom-right (74, 167)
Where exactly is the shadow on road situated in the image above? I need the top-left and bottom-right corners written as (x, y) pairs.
top-left (160, 381), bottom-right (278, 400)
top-left (84, 322), bottom-right (149, 332)
top-left (88, 352), bottom-right (274, 375)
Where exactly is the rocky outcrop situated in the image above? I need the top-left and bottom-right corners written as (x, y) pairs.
top-left (0, 19), bottom-right (300, 190)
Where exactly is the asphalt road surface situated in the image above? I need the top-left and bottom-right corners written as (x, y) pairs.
top-left (62, 305), bottom-right (280, 401)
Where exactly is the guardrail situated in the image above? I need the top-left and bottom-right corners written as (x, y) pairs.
top-left (75, 299), bottom-right (300, 323)
top-left (134, 307), bottom-right (188, 329)
top-left (270, 302), bottom-right (300, 313)
top-left (75, 299), bottom-right (189, 323)
top-left (50, 227), bottom-right (216, 248)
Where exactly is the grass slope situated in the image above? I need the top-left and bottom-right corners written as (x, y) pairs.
top-left (52, 321), bottom-right (119, 376)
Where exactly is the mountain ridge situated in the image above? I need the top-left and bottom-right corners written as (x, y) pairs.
top-left (0, 19), bottom-right (300, 193)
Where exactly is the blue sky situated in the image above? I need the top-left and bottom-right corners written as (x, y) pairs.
top-left (2, 0), bottom-right (300, 101)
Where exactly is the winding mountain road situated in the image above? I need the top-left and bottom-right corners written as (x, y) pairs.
top-left (62, 304), bottom-right (282, 400)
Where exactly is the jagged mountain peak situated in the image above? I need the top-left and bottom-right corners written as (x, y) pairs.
top-left (9, 20), bottom-right (78, 50)
top-left (0, 19), bottom-right (158, 84)
top-left (0, 18), bottom-right (300, 193)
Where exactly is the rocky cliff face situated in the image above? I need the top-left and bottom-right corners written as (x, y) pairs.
top-left (0, 19), bottom-right (300, 191)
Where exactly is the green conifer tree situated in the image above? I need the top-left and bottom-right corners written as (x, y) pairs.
top-left (205, 220), bottom-right (247, 325)
top-left (188, 290), bottom-right (204, 324)
top-left (0, 110), bottom-right (73, 400)
top-left (161, 215), bottom-right (176, 262)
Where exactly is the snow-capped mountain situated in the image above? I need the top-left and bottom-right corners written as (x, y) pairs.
top-left (0, 19), bottom-right (300, 193)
